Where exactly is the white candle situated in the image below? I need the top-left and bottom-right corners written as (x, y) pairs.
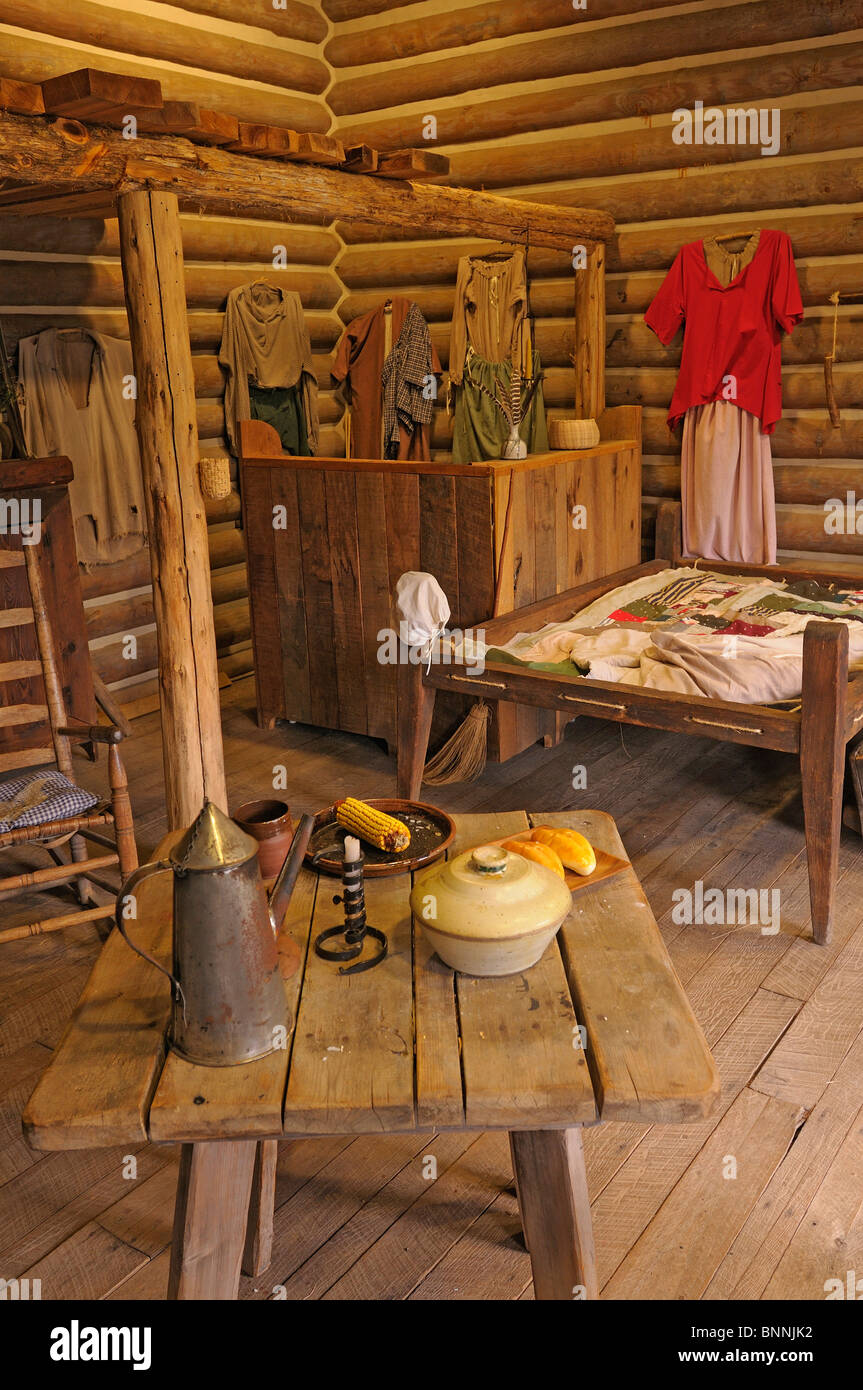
top-left (344, 835), bottom-right (361, 862)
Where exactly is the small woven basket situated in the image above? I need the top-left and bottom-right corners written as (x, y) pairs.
top-left (549, 417), bottom-right (600, 450)
top-left (198, 453), bottom-right (232, 501)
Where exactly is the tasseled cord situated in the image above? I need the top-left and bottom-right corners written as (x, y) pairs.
top-left (423, 701), bottom-right (490, 785)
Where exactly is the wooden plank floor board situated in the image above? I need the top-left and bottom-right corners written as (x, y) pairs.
top-left (761, 1099), bottom-right (863, 1301)
top-left (750, 919), bottom-right (863, 1109)
top-left (3, 677), bottom-right (863, 1300)
top-left (266, 1130), bottom-right (478, 1300)
top-left (588, 988), bottom-right (800, 1287)
top-left (243, 1133), bottom-right (449, 1299)
top-left (320, 1131), bottom-right (512, 1300)
top-left (0, 1144), bottom-right (163, 1278)
top-left (602, 1089), bottom-right (805, 1300)
top-left (105, 1247), bottom-right (171, 1300)
top-left (705, 1027), bottom-right (863, 1299)
top-left (408, 1185), bottom-right (531, 1301)
top-left (762, 840), bottom-right (863, 1001)
top-left (97, 1157), bottom-right (181, 1257)
top-left (21, 1220), bottom-right (149, 1301)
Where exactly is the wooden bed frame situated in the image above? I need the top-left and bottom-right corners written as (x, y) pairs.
top-left (397, 555), bottom-right (863, 946)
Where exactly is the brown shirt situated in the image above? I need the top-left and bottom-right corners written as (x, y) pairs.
top-left (332, 296), bottom-right (441, 460)
top-left (219, 281), bottom-right (319, 455)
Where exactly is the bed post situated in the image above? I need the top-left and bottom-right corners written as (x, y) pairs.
top-left (396, 646), bottom-right (435, 800)
top-left (800, 621), bottom-right (849, 945)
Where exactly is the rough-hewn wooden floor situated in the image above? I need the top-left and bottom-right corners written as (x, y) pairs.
top-left (3, 678), bottom-right (863, 1301)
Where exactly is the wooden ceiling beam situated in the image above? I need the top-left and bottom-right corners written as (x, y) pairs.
top-left (0, 110), bottom-right (614, 247)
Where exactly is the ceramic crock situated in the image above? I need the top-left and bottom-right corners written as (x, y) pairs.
top-left (232, 798), bottom-right (293, 879)
top-left (410, 843), bottom-right (572, 976)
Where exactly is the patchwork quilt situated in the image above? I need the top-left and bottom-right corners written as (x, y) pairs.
top-left (485, 568), bottom-right (863, 704)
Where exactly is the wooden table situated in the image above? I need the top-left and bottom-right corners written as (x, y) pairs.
top-left (24, 809), bottom-right (719, 1301)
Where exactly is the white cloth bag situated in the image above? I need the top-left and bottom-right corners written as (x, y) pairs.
top-left (395, 572), bottom-right (451, 665)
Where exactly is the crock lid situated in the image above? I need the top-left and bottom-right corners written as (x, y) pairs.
top-left (410, 844), bottom-right (572, 941)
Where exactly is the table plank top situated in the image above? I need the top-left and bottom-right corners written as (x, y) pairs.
top-left (24, 810), bottom-right (719, 1149)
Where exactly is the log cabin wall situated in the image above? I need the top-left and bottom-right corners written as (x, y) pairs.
top-left (2, 0), bottom-right (861, 715)
top-left (325, 0), bottom-right (863, 566)
top-left (0, 0), bottom-right (344, 711)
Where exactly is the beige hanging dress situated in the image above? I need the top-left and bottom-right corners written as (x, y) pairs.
top-left (681, 233), bottom-right (777, 564)
top-left (18, 328), bottom-right (146, 569)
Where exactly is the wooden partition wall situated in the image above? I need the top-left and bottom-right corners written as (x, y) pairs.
top-left (239, 409), bottom-right (640, 762)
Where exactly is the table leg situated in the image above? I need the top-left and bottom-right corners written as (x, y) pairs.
top-left (168, 1139), bottom-right (258, 1300)
top-left (242, 1139), bottom-right (278, 1277)
top-left (397, 649), bottom-right (436, 800)
top-left (509, 1127), bottom-right (597, 1300)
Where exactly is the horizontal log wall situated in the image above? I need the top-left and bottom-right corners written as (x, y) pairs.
top-left (0, 0), bottom-right (342, 706)
top-left (328, 0), bottom-right (863, 571)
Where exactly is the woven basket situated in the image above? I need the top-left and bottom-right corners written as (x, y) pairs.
top-left (549, 417), bottom-right (600, 450)
top-left (198, 453), bottom-right (232, 501)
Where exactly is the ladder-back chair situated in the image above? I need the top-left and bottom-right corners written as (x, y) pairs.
top-left (0, 460), bottom-right (138, 943)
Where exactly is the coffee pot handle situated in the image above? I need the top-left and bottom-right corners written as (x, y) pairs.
top-left (115, 861), bottom-right (182, 996)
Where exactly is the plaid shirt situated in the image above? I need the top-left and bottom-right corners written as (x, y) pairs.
top-left (380, 304), bottom-right (436, 457)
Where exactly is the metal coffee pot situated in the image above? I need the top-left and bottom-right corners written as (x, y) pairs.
top-left (115, 801), bottom-right (314, 1067)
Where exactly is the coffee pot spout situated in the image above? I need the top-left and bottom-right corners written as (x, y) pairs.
top-left (268, 812), bottom-right (316, 930)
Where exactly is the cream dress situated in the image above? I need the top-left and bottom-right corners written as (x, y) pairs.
top-left (681, 233), bottom-right (777, 565)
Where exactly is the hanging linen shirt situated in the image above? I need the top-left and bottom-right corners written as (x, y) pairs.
top-left (644, 229), bottom-right (802, 434)
top-left (449, 248), bottom-right (531, 386)
top-left (18, 328), bottom-right (146, 569)
top-left (332, 296), bottom-right (441, 460)
top-left (219, 282), bottom-right (318, 455)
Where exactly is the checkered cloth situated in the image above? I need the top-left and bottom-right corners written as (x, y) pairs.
top-left (0, 770), bottom-right (99, 835)
top-left (381, 302), bottom-right (436, 457)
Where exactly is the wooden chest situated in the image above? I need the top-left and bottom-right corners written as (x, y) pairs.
top-left (240, 408), bottom-right (641, 762)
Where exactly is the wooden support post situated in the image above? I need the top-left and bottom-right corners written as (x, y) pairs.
top-left (800, 621), bottom-right (849, 946)
top-left (574, 241), bottom-right (606, 420)
top-left (117, 189), bottom-right (227, 827)
top-left (510, 1126), bottom-right (597, 1300)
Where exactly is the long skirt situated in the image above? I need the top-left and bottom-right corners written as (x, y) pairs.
top-left (681, 402), bottom-right (776, 565)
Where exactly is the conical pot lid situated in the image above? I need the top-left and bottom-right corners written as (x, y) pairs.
top-left (170, 800), bottom-right (258, 871)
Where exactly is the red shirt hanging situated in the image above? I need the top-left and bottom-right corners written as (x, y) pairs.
top-left (644, 229), bottom-right (803, 434)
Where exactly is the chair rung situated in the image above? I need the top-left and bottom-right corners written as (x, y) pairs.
top-left (0, 905), bottom-right (113, 944)
top-left (0, 853), bottom-right (119, 895)
top-left (0, 811), bottom-right (113, 848)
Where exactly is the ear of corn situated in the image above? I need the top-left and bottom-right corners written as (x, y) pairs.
top-left (335, 798), bottom-right (410, 853)
top-left (530, 825), bottom-right (596, 876)
top-left (501, 837), bottom-right (566, 879)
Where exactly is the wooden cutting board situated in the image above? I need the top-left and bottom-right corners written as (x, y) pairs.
top-left (482, 828), bottom-right (630, 894)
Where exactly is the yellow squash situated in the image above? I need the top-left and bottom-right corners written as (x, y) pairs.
top-left (501, 837), bottom-right (566, 880)
top-left (530, 825), bottom-right (596, 877)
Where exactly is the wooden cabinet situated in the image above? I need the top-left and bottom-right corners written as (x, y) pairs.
top-left (240, 408), bottom-right (641, 762)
